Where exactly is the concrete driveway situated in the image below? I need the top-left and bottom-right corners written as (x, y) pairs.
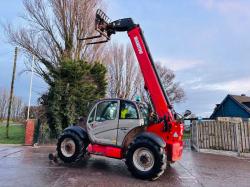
top-left (0, 145), bottom-right (249, 187)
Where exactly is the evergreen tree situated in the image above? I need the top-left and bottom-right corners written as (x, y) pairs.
top-left (40, 60), bottom-right (107, 137)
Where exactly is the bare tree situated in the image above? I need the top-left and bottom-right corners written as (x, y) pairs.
top-left (0, 89), bottom-right (9, 121)
top-left (22, 105), bottom-right (45, 120)
top-left (155, 63), bottom-right (185, 103)
top-left (105, 43), bottom-right (185, 104)
top-left (5, 0), bottom-right (105, 85)
top-left (11, 97), bottom-right (25, 121)
top-left (105, 43), bottom-right (139, 99)
top-left (0, 88), bottom-right (25, 122)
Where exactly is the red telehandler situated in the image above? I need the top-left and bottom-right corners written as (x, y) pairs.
top-left (53, 9), bottom-right (191, 180)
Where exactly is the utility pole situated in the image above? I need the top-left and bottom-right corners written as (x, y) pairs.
top-left (6, 47), bottom-right (18, 138)
top-left (27, 55), bottom-right (34, 120)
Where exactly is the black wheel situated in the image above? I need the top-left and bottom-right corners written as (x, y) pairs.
top-left (57, 131), bottom-right (88, 163)
top-left (125, 137), bottom-right (166, 180)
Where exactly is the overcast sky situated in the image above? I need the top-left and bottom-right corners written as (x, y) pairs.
top-left (1, 0), bottom-right (250, 117)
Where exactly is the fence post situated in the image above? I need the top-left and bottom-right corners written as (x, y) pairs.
top-left (235, 122), bottom-right (241, 156)
top-left (191, 121), bottom-right (200, 152)
top-left (196, 122), bottom-right (200, 152)
top-left (190, 121), bottom-right (193, 146)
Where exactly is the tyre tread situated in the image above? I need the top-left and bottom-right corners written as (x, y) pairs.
top-left (57, 131), bottom-right (87, 163)
top-left (125, 137), bottom-right (166, 180)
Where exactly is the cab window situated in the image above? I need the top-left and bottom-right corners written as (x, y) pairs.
top-left (120, 101), bottom-right (138, 119)
top-left (88, 107), bottom-right (96, 123)
top-left (138, 103), bottom-right (149, 125)
top-left (95, 101), bottom-right (118, 121)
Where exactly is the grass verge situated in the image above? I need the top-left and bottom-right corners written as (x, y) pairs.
top-left (0, 124), bottom-right (25, 144)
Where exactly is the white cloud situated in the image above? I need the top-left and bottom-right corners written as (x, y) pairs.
top-left (191, 77), bottom-right (250, 94)
top-left (199, 0), bottom-right (250, 16)
top-left (182, 77), bottom-right (203, 85)
top-left (156, 58), bottom-right (204, 71)
top-left (198, 0), bottom-right (250, 34)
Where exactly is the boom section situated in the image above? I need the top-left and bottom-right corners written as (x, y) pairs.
top-left (127, 26), bottom-right (173, 120)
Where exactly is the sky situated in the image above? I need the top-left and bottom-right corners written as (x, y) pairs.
top-left (1, 0), bottom-right (250, 117)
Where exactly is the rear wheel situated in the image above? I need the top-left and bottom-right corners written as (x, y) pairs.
top-left (57, 131), bottom-right (88, 163)
top-left (125, 138), bottom-right (166, 180)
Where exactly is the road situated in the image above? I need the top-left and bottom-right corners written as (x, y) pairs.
top-left (0, 145), bottom-right (249, 187)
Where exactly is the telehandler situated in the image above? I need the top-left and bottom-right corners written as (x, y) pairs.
top-left (55, 9), bottom-right (191, 180)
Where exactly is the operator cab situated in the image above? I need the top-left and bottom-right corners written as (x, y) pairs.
top-left (86, 98), bottom-right (148, 147)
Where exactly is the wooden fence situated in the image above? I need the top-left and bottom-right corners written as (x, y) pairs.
top-left (191, 118), bottom-right (250, 155)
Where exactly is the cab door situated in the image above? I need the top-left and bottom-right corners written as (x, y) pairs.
top-left (86, 100), bottom-right (119, 146)
top-left (116, 100), bottom-right (144, 146)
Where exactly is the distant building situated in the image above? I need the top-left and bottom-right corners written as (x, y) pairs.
top-left (210, 94), bottom-right (250, 119)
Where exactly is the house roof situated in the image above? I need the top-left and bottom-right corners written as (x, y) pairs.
top-left (230, 95), bottom-right (250, 113)
top-left (210, 94), bottom-right (250, 118)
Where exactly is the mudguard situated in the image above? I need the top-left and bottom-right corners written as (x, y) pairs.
top-left (64, 125), bottom-right (89, 140)
top-left (135, 132), bottom-right (166, 148)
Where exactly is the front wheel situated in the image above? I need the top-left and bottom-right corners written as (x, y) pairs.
top-left (57, 131), bottom-right (88, 163)
top-left (125, 138), bottom-right (166, 180)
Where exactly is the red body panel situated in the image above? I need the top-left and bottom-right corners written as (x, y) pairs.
top-left (146, 121), bottom-right (184, 161)
top-left (88, 144), bottom-right (122, 159)
top-left (128, 26), bottom-right (183, 161)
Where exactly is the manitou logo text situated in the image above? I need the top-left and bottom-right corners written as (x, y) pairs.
top-left (134, 36), bottom-right (143, 54)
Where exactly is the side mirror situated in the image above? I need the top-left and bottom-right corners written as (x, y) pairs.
top-left (184, 110), bottom-right (191, 117)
